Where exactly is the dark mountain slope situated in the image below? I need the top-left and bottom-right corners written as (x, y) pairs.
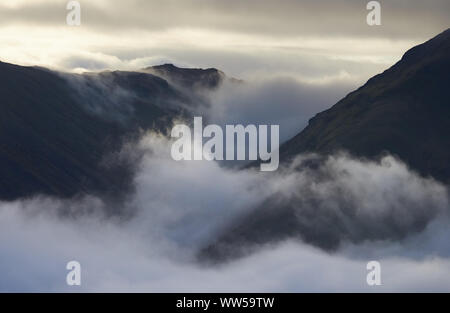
top-left (0, 62), bottom-right (123, 200)
top-left (280, 28), bottom-right (450, 183)
top-left (0, 62), bottom-right (202, 202)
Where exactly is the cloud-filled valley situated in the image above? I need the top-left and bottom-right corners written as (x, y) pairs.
top-left (1, 129), bottom-right (449, 292)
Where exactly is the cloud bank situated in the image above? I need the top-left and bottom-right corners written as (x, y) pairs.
top-left (1, 133), bottom-right (449, 292)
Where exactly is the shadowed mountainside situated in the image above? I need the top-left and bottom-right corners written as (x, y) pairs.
top-left (0, 62), bottom-right (221, 202)
top-left (279, 28), bottom-right (450, 183)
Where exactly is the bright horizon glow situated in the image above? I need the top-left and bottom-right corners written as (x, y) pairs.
top-left (1, 0), bottom-right (446, 83)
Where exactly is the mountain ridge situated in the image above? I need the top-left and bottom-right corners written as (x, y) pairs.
top-left (144, 63), bottom-right (225, 89)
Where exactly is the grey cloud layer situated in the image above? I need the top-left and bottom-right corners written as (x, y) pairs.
top-left (0, 0), bottom-right (448, 39)
top-left (1, 0), bottom-right (438, 86)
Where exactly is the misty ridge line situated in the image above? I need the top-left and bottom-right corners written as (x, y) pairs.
top-left (170, 116), bottom-right (280, 171)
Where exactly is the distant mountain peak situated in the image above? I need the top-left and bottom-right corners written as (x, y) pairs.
top-left (147, 63), bottom-right (220, 73)
top-left (152, 63), bottom-right (177, 69)
top-left (396, 27), bottom-right (450, 66)
top-left (144, 63), bottom-right (225, 89)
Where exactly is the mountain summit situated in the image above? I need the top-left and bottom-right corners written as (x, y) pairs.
top-left (145, 63), bottom-right (224, 89)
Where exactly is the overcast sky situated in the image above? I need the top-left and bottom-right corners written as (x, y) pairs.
top-left (0, 0), bottom-right (448, 83)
